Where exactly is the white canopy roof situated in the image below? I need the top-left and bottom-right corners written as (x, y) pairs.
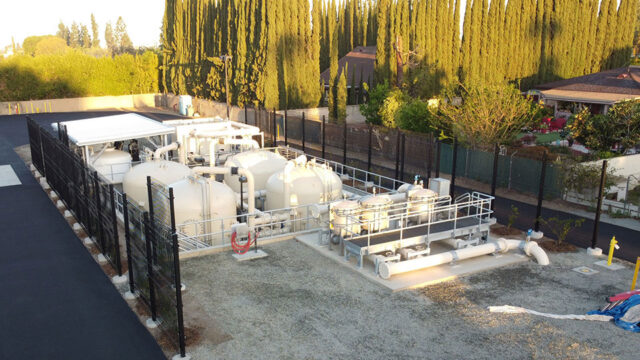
top-left (58, 113), bottom-right (175, 146)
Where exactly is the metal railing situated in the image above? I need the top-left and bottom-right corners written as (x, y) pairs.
top-left (340, 192), bottom-right (494, 252)
top-left (176, 203), bottom-right (323, 254)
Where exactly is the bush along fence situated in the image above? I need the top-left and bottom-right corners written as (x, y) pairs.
top-left (242, 108), bottom-right (613, 252)
top-left (27, 117), bottom-right (187, 358)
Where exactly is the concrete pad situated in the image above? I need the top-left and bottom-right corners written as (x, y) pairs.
top-left (232, 249), bottom-right (268, 261)
top-left (572, 266), bottom-right (599, 275)
top-left (296, 232), bottom-right (528, 292)
top-left (0, 165), bottom-right (21, 187)
top-left (594, 259), bottom-right (626, 270)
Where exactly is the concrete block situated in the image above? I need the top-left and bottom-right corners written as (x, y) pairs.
top-left (172, 354), bottom-right (191, 360)
top-left (124, 291), bottom-right (138, 300)
top-left (39, 178), bottom-right (50, 190)
top-left (72, 223), bottom-right (82, 231)
top-left (587, 247), bottom-right (603, 256)
top-left (63, 210), bottom-right (72, 218)
top-left (145, 318), bottom-right (160, 329)
top-left (97, 254), bottom-right (107, 263)
top-left (232, 249), bottom-right (269, 261)
top-left (30, 164), bottom-right (36, 172)
top-left (83, 237), bottom-right (93, 245)
top-left (56, 200), bottom-right (65, 208)
top-left (112, 274), bottom-right (128, 285)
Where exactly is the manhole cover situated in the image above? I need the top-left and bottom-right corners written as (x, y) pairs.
top-left (572, 266), bottom-right (599, 275)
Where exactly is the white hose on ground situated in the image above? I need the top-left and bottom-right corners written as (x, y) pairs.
top-left (154, 142), bottom-right (179, 160)
top-left (377, 238), bottom-right (549, 279)
top-left (488, 305), bottom-right (612, 322)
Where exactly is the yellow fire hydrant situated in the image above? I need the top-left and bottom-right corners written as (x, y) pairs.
top-left (607, 236), bottom-right (619, 266)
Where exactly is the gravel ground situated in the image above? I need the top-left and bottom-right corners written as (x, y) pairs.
top-left (181, 240), bottom-right (638, 360)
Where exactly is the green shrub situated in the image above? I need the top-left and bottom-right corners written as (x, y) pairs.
top-left (395, 99), bottom-right (435, 133)
top-left (359, 82), bottom-right (390, 125)
top-left (379, 88), bottom-right (409, 128)
top-left (0, 50), bottom-right (159, 101)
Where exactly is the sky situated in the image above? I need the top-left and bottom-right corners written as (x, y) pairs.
top-left (0, 1), bottom-right (166, 49)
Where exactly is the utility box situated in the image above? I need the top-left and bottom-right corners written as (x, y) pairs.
top-left (178, 95), bottom-right (192, 116)
top-left (429, 178), bottom-right (450, 197)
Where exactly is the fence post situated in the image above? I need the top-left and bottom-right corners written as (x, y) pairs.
top-left (395, 130), bottom-right (401, 180)
top-left (244, 105), bottom-right (248, 124)
top-left (435, 138), bottom-right (441, 178)
top-left (490, 144), bottom-right (499, 210)
top-left (302, 112), bottom-right (306, 153)
top-left (94, 172), bottom-right (105, 252)
top-left (534, 153), bottom-right (548, 232)
top-left (591, 160), bottom-right (608, 249)
top-left (284, 110), bottom-right (288, 147)
top-left (168, 187), bottom-right (187, 357)
top-left (272, 108), bottom-right (277, 146)
top-left (450, 139), bottom-right (458, 198)
top-left (400, 133), bottom-right (406, 182)
top-left (367, 125), bottom-right (373, 172)
top-left (122, 193), bottom-right (135, 294)
top-left (343, 121), bottom-right (347, 164)
top-left (322, 115), bottom-right (326, 159)
top-left (109, 184), bottom-right (123, 276)
top-left (142, 212), bottom-right (158, 322)
top-left (426, 133), bottom-right (432, 182)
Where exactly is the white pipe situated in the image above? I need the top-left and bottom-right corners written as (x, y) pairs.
top-left (378, 239), bottom-right (549, 279)
top-left (154, 142), bottom-right (179, 160)
top-left (191, 166), bottom-right (256, 227)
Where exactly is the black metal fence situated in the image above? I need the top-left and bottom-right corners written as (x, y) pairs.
top-left (27, 117), bottom-right (123, 275)
top-left (27, 117), bottom-right (186, 357)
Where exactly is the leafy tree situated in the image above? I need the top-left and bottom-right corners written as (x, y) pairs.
top-left (69, 22), bottom-right (81, 48)
top-left (105, 22), bottom-right (116, 53)
top-left (34, 37), bottom-right (69, 56)
top-left (115, 17), bottom-right (133, 54)
top-left (379, 88), bottom-right (408, 128)
top-left (337, 64), bottom-right (348, 123)
top-left (80, 25), bottom-right (92, 48)
top-left (91, 14), bottom-right (100, 47)
top-left (568, 100), bottom-right (640, 152)
top-left (56, 21), bottom-right (70, 45)
top-left (359, 81), bottom-right (390, 125)
top-left (395, 98), bottom-right (434, 133)
top-left (438, 83), bottom-right (541, 148)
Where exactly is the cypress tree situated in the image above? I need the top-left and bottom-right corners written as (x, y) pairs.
top-left (460, 0), bottom-right (473, 83)
top-left (337, 63), bottom-right (348, 123)
top-left (264, 0), bottom-right (279, 109)
top-left (375, 0), bottom-right (389, 84)
top-left (329, 0), bottom-right (339, 122)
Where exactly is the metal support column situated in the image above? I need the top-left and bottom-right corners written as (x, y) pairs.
top-left (450, 139), bottom-right (458, 198)
top-left (395, 130), bottom-right (401, 180)
top-left (322, 115), bottom-right (326, 159)
top-left (490, 144), bottom-right (499, 210)
top-left (400, 133), bottom-right (406, 182)
top-left (343, 121), bottom-right (347, 164)
top-left (168, 188), bottom-right (187, 357)
top-left (284, 110), bottom-right (288, 146)
top-left (367, 125), bottom-right (373, 172)
top-left (302, 112), bottom-right (306, 153)
top-left (435, 138), bottom-right (441, 178)
top-left (592, 160), bottom-right (608, 249)
top-left (534, 153), bottom-right (548, 232)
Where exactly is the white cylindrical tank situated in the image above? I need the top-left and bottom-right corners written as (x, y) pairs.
top-left (408, 188), bottom-right (438, 223)
top-left (359, 194), bottom-right (392, 232)
top-left (224, 150), bottom-right (288, 193)
top-left (264, 164), bottom-right (343, 210)
top-left (122, 160), bottom-right (192, 210)
top-left (170, 177), bottom-right (237, 246)
top-left (330, 200), bottom-right (361, 237)
top-left (90, 148), bottom-right (132, 184)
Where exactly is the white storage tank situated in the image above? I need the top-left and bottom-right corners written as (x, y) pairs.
top-left (408, 188), bottom-right (438, 223)
top-left (90, 148), bottom-right (132, 184)
top-left (170, 176), bottom-right (237, 246)
top-left (359, 194), bottom-right (392, 232)
top-left (224, 150), bottom-right (288, 193)
top-left (264, 162), bottom-right (343, 210)
top-left (330, 200), bottom-right (361, 237)
top-left (122, 160), bottom-right (192, 210)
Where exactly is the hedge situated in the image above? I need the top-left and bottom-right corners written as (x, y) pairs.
top-left (0, 50), bottom-right (159, 101)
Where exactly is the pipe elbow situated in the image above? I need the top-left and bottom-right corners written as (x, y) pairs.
top-left (522, 241), bottom-right (550, 266)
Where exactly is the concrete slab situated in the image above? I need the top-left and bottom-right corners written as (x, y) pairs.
top-left (232, 249), bottom-right (269, 261)
top-left (0, 164), bottom-right (21, 187)
top-left (296, 232), bottom-right (528, 291)
top-left (572, 266), bottom-right (599, 275)
top-left (594, 259), bottom-right (626, 270)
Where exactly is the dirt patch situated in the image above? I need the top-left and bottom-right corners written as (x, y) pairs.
top-left (491, 225), bottom-right (522, 236)
top-left (539, 240), bottom-right (578, 252)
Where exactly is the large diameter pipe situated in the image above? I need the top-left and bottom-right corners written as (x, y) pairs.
top-left (378, 239), bottom-right (549, 279)
top-left (154, 142), bottom-right (180, 160)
